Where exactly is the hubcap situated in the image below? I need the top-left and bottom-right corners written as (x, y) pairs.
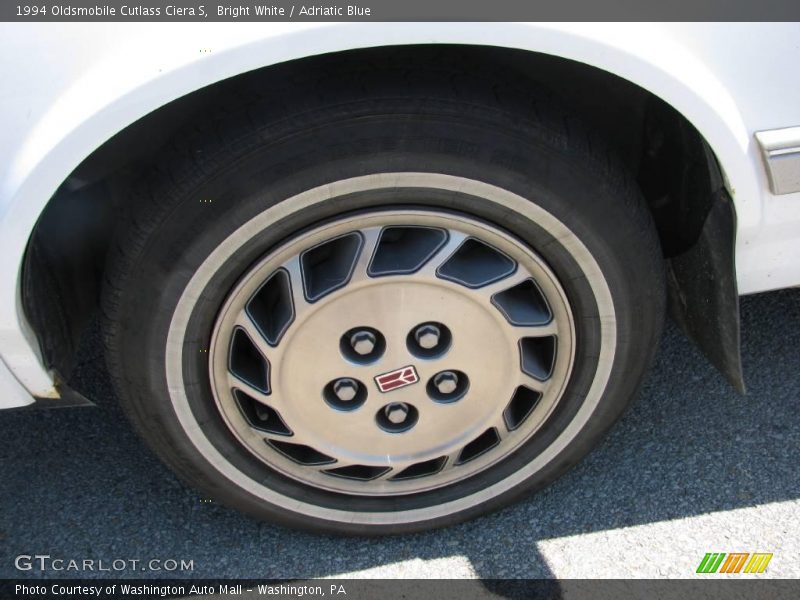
top-left (209, 211), bottom-right (575, 496)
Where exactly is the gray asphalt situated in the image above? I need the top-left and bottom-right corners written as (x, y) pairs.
top-left (1, 289), bottom-right (798, 579)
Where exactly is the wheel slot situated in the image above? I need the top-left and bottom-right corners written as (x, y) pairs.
top-left (368, 226), bottom-right (448, 276)
top-left (502, 386), bottom-right (543, 431)
top-left (436, 237), bottom-right (516, 288)
top-left (389, 457), bottom-right (447, 481)
top-left (455, 428), bottom-right (501, 465)
top-left (245, 269), bottom-right (295, 346)
top-left (228, 327), bottom-right (271, 394)
top-left (491, 278), bottom-right (552, 326)
top-left (300, 232), bottom-right (363, 301)
top-left (233, 389), bottom-right (292, 436)
top-left (265, 440), bottom-right (336, 466)
top-left (519, 336), bottom-right (557, 381)
top-left (323, 465), bottom-right (392, 481)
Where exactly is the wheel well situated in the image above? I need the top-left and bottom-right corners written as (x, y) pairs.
top-left (21, 44), bottom-right (731, 384)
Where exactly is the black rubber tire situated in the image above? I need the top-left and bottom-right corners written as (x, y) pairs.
top-left (102, 61), bottom-right (665, 535)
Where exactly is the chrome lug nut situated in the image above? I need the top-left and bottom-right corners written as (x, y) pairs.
top-left (433, 371), bottom-right (459, 395)
top-left (350, 331), bottom-right (377, 355)
top-left (333, 378), bottom-right (358, 401)
top-left (415, 324), bottom-right (441, 349)
top-left (385, 403), bottom-right (409, 424)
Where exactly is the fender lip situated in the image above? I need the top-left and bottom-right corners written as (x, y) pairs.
top-left (755, 126), bottom-right (800, 195)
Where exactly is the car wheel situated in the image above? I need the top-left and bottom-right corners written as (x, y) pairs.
top-left (103, 69), bottom-right (664, 534)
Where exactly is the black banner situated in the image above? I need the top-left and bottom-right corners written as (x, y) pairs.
top-left (3, 579), bottom-right (800, 600)
top-left (2, 0), bottom-right (800, 22)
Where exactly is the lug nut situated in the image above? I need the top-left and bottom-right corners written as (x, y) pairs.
top-left (385, 403), bottom-right (409, 424)
top-left (433, 371), bottom-right (459, 395)
top-left (333, 378), bottom-right (358, 401)
top-left (350, 331), bottom-right (377, 355)
top-left (415, 324), bottom-right (441, 349)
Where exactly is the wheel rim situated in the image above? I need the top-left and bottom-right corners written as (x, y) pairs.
top-left (209, 210), bottom-right (576, 496)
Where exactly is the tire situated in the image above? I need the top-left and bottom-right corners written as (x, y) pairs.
top-left (102, 64), bottom-right (665, 535)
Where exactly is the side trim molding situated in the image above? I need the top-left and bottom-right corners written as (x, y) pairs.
top-left (755, 126), bottom-right (800, 195)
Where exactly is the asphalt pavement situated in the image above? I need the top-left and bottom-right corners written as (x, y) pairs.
top-left (1, 288), bottom-right (798, 579)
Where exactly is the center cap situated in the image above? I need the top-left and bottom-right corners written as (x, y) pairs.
top-left (273, 279), bottom-right (514, 461)
top-left (374, 365), bottom-right (419, 393)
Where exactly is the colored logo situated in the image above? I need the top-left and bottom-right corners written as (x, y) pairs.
top-left (696, 552), bottom-right (773, 574)
top-left (374, 366), bottom-right (419, 393)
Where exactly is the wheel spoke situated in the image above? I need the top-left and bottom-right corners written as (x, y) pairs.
top-left (375, 467), bottom-right (399, 481)
top-left (283, 255), bottom-right (312, 319)
top-left (489, 416), bottom-right (511, 441)
top-left (417, 230), bottom-right (469, 276)
top-left (443, 449), bottom-right (463, 469)
top-left (263, 425), bottom-right (315, 446)
top-left (227, 373), bottom-right (272, 405)
top-left (348, 226), bottom-right (382, 284)
top-left (518, 372), bottom-right (548, 393)
top-left (475, 269), bottom-right (531, 297)
top-left (511, 322), bottom-right (558, 338)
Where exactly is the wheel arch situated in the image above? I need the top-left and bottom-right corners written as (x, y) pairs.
top-left (8, 26), bottom-right (749, 400)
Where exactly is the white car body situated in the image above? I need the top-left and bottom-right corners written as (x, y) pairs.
top-left (0, 22), bottom-right (799, 408)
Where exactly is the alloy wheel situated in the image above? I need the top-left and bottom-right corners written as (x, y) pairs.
top-left (209, 210), bottom-right (576, 496)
